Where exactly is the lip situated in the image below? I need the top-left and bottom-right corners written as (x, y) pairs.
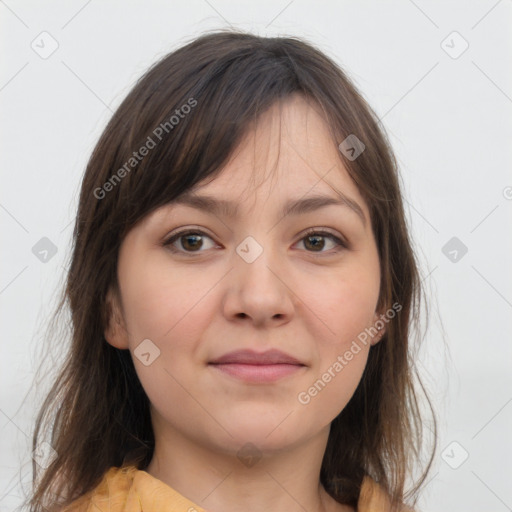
top-left (210, 349), bottom-right (304, 365)
top-left (209, 349), bottom-right (306, 383)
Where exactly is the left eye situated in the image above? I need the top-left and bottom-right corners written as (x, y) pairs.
top-left (163, 229), bottom-right (346, 254)
top-left (297, 230), bottom-right (346, 252)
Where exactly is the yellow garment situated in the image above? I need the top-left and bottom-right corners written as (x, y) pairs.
top-left (63, 465), bottom-right (396, 512)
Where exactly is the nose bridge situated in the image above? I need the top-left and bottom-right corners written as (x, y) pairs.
top-left (235, 232), bottom-right (281, 290)
top-left (221, 167), bottom-right (295, 324)
top-left (225, 231), bottom-right (293, 325)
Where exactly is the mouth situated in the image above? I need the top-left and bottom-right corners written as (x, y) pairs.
top-left (208, 349), bottom-right (306, 383)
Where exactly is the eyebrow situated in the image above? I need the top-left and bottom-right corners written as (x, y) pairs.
top-left (170, 191), bottom-right (366, 226)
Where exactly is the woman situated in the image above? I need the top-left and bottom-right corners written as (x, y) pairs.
top-left (27, 30), bottom-right (435, 512)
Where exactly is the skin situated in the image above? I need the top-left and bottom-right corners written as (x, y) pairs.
top-left (105, 93), bottom-right (385, 512)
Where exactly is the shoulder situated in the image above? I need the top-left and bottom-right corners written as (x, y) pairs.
top-left (61, 466), bottom-right (138, 512)
top-left (358, 476), bottom-right (414, 512)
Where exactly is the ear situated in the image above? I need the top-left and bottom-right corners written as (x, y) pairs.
top-left (104, 286), bottom-right (129, 349)
top-left (370, 309), bottom-right (387, 346)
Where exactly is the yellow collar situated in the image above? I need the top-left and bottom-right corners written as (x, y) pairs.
top-left (64, 465), bottom-right (396, 512)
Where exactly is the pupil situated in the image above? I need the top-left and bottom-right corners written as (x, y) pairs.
top-left (306, 235), bottom-right (324, 251)
top-left (183, 234), bottom-right (202, 251)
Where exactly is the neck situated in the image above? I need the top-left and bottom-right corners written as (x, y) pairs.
top-left (145, 417), bottom-right (353, 512)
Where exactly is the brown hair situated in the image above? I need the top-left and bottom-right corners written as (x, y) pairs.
top-left (25, 29), bottom-right (436, 511)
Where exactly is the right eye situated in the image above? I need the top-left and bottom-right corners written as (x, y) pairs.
top-left (162, 229), bottom-right (218, 254)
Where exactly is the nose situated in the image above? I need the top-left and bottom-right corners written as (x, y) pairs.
top-left (222, 238), bottom-right (295, 328)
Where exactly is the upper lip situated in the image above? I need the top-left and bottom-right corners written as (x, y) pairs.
top-left (209, 349), bottom-right (305, 366)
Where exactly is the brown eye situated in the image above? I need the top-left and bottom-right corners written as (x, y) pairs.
top-left (297, 230), bottom-right (346, 253)
top-left (163, 230), bottom-right (216, 253)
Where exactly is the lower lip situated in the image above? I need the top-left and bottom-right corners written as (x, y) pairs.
top-left (209, 363), bottom-right (304, 382)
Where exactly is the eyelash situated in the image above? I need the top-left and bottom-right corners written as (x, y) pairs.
top-left (162, 228), bottom-right (347, 255)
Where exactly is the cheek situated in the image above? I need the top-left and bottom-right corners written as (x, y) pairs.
top-left (295, 262), bottom-right (378, 416)
top-left (300, 347), bottom-right (369, 418)
top-left (119, 256), bottom-right (214, 347)
top-left (307, 264), bottom-right (380, 346)
top-left (297, 293), bottom-right (372, 422)
top-left (119, 261), bottom-right (222, 436)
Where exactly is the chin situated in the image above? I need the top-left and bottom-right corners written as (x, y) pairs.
top-left (218, 416), bottom-right (311, 453)
top-left (213, 431), bottom-right (301, 463)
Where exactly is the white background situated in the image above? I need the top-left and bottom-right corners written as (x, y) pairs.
top-left (1, 1), bottom-right (511, 511)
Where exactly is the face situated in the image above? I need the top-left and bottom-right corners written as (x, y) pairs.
top-left (105, 94), bottom-right (384, 457)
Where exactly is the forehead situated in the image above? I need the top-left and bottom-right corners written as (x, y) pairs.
top-left (188, 95), bottom-right (369, 221)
